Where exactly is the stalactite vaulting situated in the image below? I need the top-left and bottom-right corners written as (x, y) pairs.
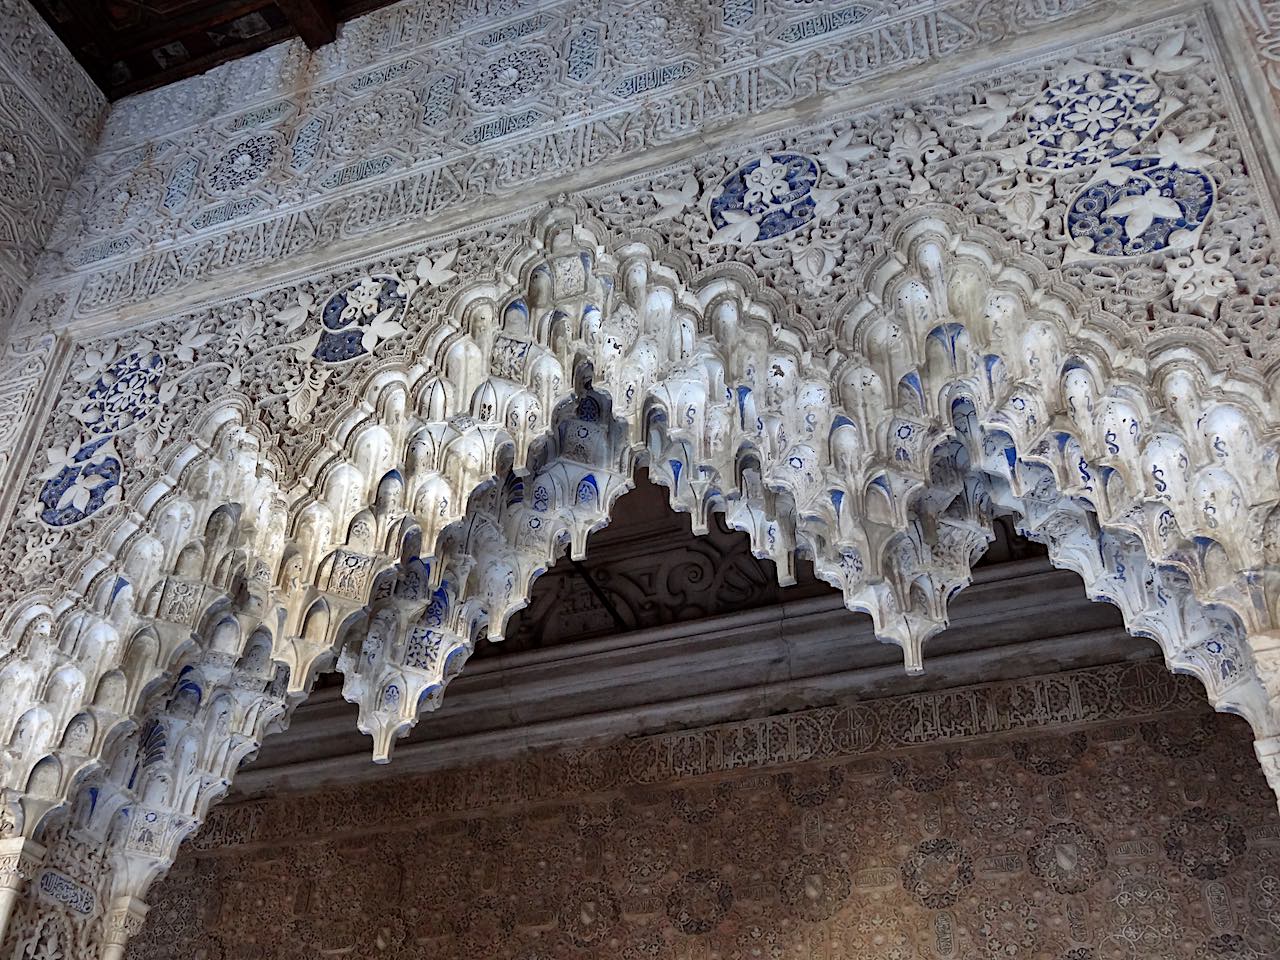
top-left (3, 0), bottom-right (1280, 954)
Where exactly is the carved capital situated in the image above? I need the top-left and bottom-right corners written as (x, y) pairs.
top-left (104, 895), bottom-right (149, 944)
top-left (1254, 735), bottom-right (1280, 811)
top-left (1250, 630), bottom-right (1280, 708)
top-left (0, 838), bottom-right (45, 888)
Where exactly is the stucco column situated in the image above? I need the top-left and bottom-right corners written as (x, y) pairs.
top-left (0, 838), bottom-right (44, 945)
top-left (101, 895), bottom-right (148, 960)
top-left (1257, 735), bottom-right (1280, 813)
top-left (1252, 628), bottom-right (1280, 812)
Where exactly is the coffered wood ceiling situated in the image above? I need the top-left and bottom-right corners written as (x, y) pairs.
top-left (32, 0), bottom-right (400, 99)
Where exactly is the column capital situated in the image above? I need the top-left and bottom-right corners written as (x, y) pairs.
top-left (0, 838), bottom-right (45, 888)
top-left (104, 894), bottom-right (149, 945)
top-left (1255, 735), bottom-right (1280, 813)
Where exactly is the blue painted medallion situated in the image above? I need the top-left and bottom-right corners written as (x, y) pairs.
top-left (80, 349), bottom-right (165, 435)
top-left (38, 437), bottom-right (122, 527)
top-left (1025, 68), bottom-right (1163, 173)
top-left (1067, 157), bottom-right (1214, 258)
top-left (708, 153), bottom-right (821, 242)
top-left (314, 275), bottom-right (408, 364)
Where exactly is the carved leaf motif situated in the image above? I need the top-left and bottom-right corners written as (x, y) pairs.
top-left (1104, 189), bottom-right (1182, 238)
top-left (274, 292), bottom-right (316, 334)
top-left (176, 326), bottom-right (214, 365)
top-left (649, 174), bottom-right (699, 222)
top-left (361, 308), bottom-right (408, 352)
top-left (1154, 129), bottom-right (1214, 169)
top-left (809, 187), bottom-right (840, 219)
top-left (957, 93), bottom-right (1015, 139)
top-left (817, 129), bottom-right (877, 179)
top-left (710, 209), bottom-right (759, 246)
top-left (73, 345), bottom-right (118, 384)
top-left (415, 248), bottom-right (459, 287)
top-left (37, 443), bottom-right (80, 479)
top-left (290, 330), bottom-right (322, 363)
top-left (286, 365), bottom-right (331, 422)
top-left (1129, 32), bottom-right (1200, 73)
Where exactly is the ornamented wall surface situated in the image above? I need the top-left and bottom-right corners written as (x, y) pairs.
top-left (6, 1), bottom-right (1280, 956)
top-left (133, 663), bottom-right (1280, 960)
top-left (0, 0), bottom-right (102, 478)
top-left (0, 0), bottom-right (103, 334)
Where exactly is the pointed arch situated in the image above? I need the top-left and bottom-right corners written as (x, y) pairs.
top-left (0, 203), bottom-right (1277, 953)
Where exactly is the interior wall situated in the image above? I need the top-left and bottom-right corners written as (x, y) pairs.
top-left (0, 0), bottom-right (103, 339)
top-left (133, 663), bottom-right (1280, 959)
top-left (0, 0), bottom-right (103, 485)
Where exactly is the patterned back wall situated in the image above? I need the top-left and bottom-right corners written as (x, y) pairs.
top-left (132, 663), bottom-right (1280, 960)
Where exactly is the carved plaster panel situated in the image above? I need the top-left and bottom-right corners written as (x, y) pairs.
top-left (0, 0), bottom-right (105, 342)
top-left (36, 0), bottom-right (1156, 319)
top-left (127, 665), bottom-right (1280, 960)
top-left (4, 3), bottom-right (1280, 956)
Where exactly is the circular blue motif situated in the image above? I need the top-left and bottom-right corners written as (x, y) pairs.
top-left (81, 350), bottom-right (165, 435)
top-left (1026, 68), bottom-right (1162, 172)
top-left (314, 275), bottom-right (408, 364)
top-left (1067, 158), bottom-right (1214, 258)
top-left (38, 437), bottom-right (122, 527)
top-left (708, 153), bottom-right (820, 242)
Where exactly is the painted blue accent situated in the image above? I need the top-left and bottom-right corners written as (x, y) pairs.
top-left (1067, 157), bottom-right (1214, 257)
top-left (418, 684), bottom-right (443, 708)
top-left (736, 386), bottom-right (752, 430)
top-left (900, 371), bottom-right (923, 404)
top-left (38, 436), bottom-right (122, 527)
top-left (140, 720), bottom-right (166, 769)
top-left (82, 349), bottom-right (165, 435)
top-left (669, 459), bottom-right (683, 487)
top-left (315, 276), bottom-right (407, 364)
top-left (426, 587), bottom-right (448, 628)
top-left (504, 299), bottom-right (529, 322)
top-left (444, 647), bottom-right (468, 676)
top-left (928, 323), bottom-right (965, 362)
top-left (708, 153), bottom-right (821, 242)
top-left (1026, 68), bottom-right (1162, 172)
top-left (576, 474), bottom-right (600, 505)
top-left (830, 489), bottom-right (844, 516)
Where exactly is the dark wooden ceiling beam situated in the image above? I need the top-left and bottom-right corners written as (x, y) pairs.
top-left (275, 0), bottom-right (337, 49)
top-left (112, 2), bottom-right (275, 59)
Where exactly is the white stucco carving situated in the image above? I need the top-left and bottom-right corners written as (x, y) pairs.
top-left (0, 0), bottom-right (103, 342)
top-left (3, 0), bottom-right (1280, 956)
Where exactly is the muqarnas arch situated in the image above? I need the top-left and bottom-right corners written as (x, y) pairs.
top-left (0, 199), bottom-right (1278, 955)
